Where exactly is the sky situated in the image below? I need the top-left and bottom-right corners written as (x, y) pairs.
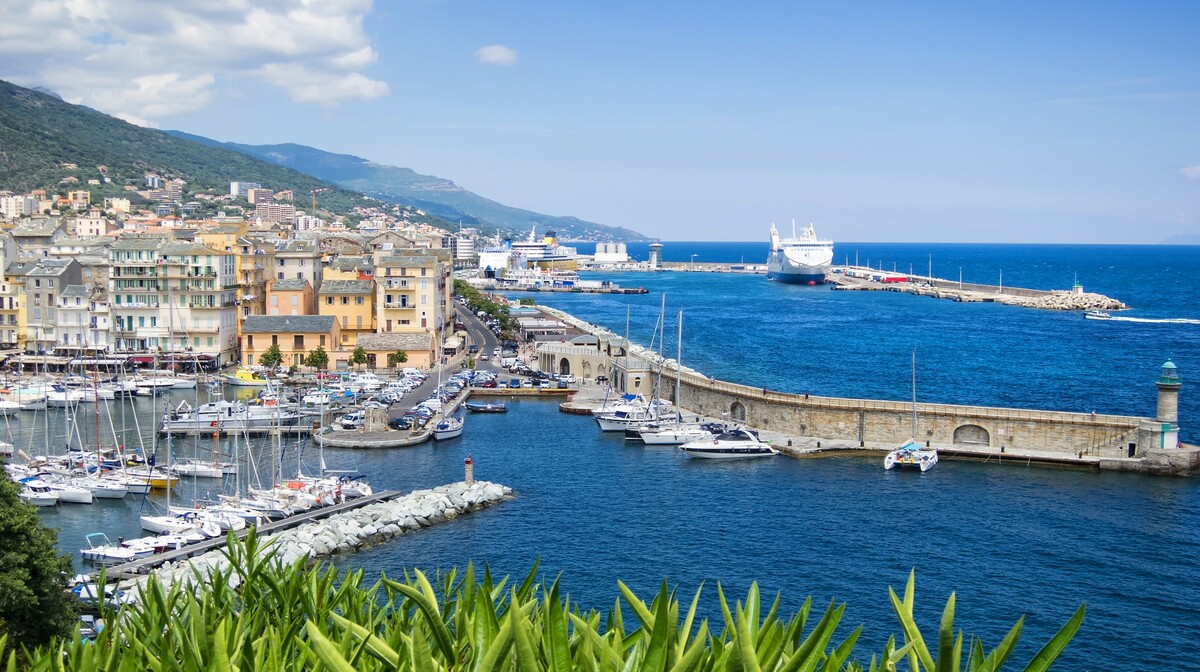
top-left (1, 1), bottom-right (1199, 244)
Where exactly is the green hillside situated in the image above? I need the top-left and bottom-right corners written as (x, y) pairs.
top-left (0, 80), bottom-right (371, 218)
top-left (167, 132), bottom-right (653, 242)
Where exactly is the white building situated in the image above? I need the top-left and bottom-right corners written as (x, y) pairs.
top-left (594, 242), bottom-right (631, 263)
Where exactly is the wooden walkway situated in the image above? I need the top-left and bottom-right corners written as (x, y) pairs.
top-left (100, 490), bottom-right (404, 580)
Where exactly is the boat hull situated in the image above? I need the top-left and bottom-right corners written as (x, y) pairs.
top-left (679, 445), bottom-right (777, 459)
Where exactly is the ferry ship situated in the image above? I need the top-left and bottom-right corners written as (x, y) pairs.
top-left (767, 221), bottom-right (834, 284)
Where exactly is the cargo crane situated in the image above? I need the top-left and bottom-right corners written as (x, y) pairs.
top-left (310, 188), bottom-right (327, 210)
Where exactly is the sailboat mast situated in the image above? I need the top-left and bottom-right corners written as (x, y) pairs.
top-left (675, 310), bottom-right (683, 414)
top-left (910, 351), bottom-right (917, 439)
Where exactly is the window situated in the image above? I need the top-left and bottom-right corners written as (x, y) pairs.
top-left (385, 319), bottom-right (392, 331)
top-left (48, 279), bottom-right (55, 288)
top-left (296, 273), bottom-right (302, 279)
top-left (194, 336), bottom-right (200, 346)
top-left (271, 296), bottom-right (277, 305)
top-left (421, 318), bottom-right (427, 328)
top-left (355, 296), bottom-right (364, 305)
top-left (34, 279), bottom-right (40, 288)
top-left (291, 296), bottom-right (298, 306)
top-left (319, 335), bottom-right (326, 346)
top-left (356, 315), bottom-right (363, 329)
top-left (271, 335), bottom-right (278, 346)
top-left (207, 337), bottom-right (213, 346)
top-left (342, 333), bottom-right (349, 343)
top-left (294, 335), bottom-right (304, 349)
top-left (326, 296), bottom-right (333, 305)
top-left (340, 296), bottom-right (348, 305)
top-left (247, 334), bottom-right (253, 348)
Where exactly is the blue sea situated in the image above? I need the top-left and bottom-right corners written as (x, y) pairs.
top-left (27, 242), bottom-right (1200, 670)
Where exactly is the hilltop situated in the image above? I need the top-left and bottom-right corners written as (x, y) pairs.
top-left (165, 133), bottom-right (653, 243)
top-left (0, 80), bottom-right (414, 223)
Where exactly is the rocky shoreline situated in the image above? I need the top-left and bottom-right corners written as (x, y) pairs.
top-left (127, 481), bottom-right (513, 591)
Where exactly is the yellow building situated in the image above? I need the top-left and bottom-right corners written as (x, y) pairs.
top-left (0, 261), bottom-right (32, 350)
top-left (355, 332), bottom-right (436, 369)
top-left (234, 236), bottom-right (275, 324)
top-left (374, 252), bottom-right (452, 344)
top-left (318, 279), bottom-right (375, 349)
top-left (241, 315), bottom-right (339, 368)
top-left (265, 278), bottom-right (313, 316)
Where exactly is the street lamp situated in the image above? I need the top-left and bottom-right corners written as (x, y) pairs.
top-left (690, 254), bottom-right (698, 271)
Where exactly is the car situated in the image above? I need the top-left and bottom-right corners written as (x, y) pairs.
top-left (479, 354), bottom-right (489, 361)
top-left (595, 375), bottom-right (609, 384)
top-left (561, 374), bottom-right (575, 384)
top-left (388, 417), bottom-right (413, 430)
top-left (338, 410), bottom-right (365, 429)
top-left (522, 379), bottom-right (534, 388)
top-left (468, 344), bottom-right (480, 353)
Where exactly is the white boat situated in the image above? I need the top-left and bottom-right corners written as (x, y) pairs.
top-left (17, 478), bottom-right (59, 506)
top-left (78, 477), bottom-right (129, 499)
top-left (0, 441), bottom-right (12, 460)
top-left (169, 459), bottom-right (225, 479)
top-left (80, 533), bottom-right (138, 565)
top-left (1083, 309), bottom-right (1111, 320)
top-left (679, 428), bottom-right (778, 459)
top-left (139, 511), bottom-right (220, 536)
top-left (42, 478), bottom-right (94, 504)
top-left (884, 352), bottom-right (938, 472)
top-left (160, 399), bottom-right (302, 434)
top-left (46, 387), bottom-right (95, 408)
top-left (767, 221), bottom-right (834, 285)
top-left (638, 424), bottom-right (716, 445)
top-left (884, 439), bottom-right (939, 472)
top-left (135, 377), bottom-right (178, 394)
top-left (0, 400), bottom-right (20, 416)
top-left (432, 415), bottom-right (464, 441)
top-left (170, 376), bottom-right (198, 389)
top-left (595, 411), bottom-right (666, 432)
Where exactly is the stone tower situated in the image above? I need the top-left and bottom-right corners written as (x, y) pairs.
top-left (1156, 358), bottom-right (1182, 424)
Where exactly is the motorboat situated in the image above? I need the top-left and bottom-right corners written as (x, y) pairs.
top-left (0, 441), bottom-right (12, 460)
top-left (47, 385), bottom-right (95, 408)
top-left (636, 423), bottom-right (720, 446)
top-left (679, 428), bottom-right (778, 459)
top-left (464, 401), bottom-right (508, 413)
top-left (432, 415), bottom-right (464, 441)
top-left (77, 477), bottom-right (129, 499)
top-left (80, 532), bottom-right (138, 565)
top-left (884, 439), bottom-right (939, 472)
top-left (139, 510), bottom-right (221, 537)
top-left (223, 368), bottom-right (270, 387)
top-left (18, 478), bottom-right (59, 506)
top-left (1084, 309), bottom-right (1111, 320)
top-left (169, 459), bottom-right (225, 479)
top-left (160, 399), bottom-right (301, 434)
top-left (0, 400), bottom-right (19, 416)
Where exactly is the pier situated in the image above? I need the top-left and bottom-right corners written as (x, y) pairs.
top-left (100, 489), bottom-right (404, 580)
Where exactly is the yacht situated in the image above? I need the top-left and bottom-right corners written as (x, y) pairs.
top-left (679, 428), bottom-right (778, 459)
top-left (17, 477), bottom-right (59, 507)
top-left (432, 415), bottom-right (464, 441)
top-left (636, 423), bottom-right (720, 445)
top-left (160, 399), bottom-right (302, 434)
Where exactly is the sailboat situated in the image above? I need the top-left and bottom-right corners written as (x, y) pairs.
top-left (883, 352), bottom-right (938, 472)
top-left (636, 310), bottom-right (721, 445)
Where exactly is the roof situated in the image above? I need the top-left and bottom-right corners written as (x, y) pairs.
top-left (355, 332), bottom-right (432, 352)
top-left (28, 258), bottom-right (76, 276)
top-left (60, 284), bottom-right (90, 298)
top-left (319, 280), bottom-right (373, 295)
top-left (241, 315), bottom-right (336, 334)
top-left (276, 240), bottom-right (318, 254)
top-left (378, 254), bottom-right (437, 267)
top-left (271, 278), bottom-right (310, 291)
top-left (111, 236), bottom-right (167, 251)
top-left (570, 335), bottom-right (599, 345)
top-left (160, 242), bottom-right (225, 257)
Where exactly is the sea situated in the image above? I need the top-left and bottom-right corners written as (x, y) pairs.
top-left (21, 242), bottom-right (1200, 670)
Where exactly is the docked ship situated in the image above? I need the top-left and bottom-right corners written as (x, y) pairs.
top-left (766, 221), bottom-right (834, 284)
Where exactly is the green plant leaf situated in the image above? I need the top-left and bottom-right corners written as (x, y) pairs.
top-left (1019, 604), bottom-right (1086, 672)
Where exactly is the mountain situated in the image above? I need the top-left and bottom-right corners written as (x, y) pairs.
top-left (166, 132), bottom-right (653, 242)
top-left (0, 79), bottom-right (389, 219)
top-left (1159, 233), bottom-right (1200, 245)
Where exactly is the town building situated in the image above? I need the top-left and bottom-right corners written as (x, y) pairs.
top-left (266, 278), bottom-right (313, 316)
top-left (317, 279), bottom-right (375, 349)
top-left (241, 315), bottom-right (339, 368)
top-left (23, 258), bottom-right (83, 353)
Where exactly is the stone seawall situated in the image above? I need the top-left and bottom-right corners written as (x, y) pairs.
top-left (131, 481), bottom-right (512, 590)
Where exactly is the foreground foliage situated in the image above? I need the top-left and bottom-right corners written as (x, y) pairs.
top-left (5, 531), bottom-right (1084, 670)
top-left (0, 476), bottom-right (77, 648)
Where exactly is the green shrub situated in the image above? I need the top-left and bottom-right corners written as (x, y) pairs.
top-left (5, 531), bottom-right (1084, 670)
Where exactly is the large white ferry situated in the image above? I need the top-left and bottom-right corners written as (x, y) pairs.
top-left (767, 221), bottom-right (834, 284)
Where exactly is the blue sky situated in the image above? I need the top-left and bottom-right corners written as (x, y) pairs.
top-left (2, 1), bottom-right (1199, 243)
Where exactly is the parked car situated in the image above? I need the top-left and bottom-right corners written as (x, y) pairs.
top-left (339, 410), bottom-right (366, 429)
top-left (388, 417), bottom-right (413, 430)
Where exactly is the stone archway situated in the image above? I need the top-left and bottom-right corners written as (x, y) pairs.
top-left (559, 358), bottom-right (571, 375)
top-left (953, 424), bottom-right (990, 446)
top-left (730, 400), bottom-right (746, 422)
top-left (582, 360), bottom-right (592, 379)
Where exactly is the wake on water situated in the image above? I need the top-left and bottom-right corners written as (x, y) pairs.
top-left (1103, 316), bottom-right (1200, 325)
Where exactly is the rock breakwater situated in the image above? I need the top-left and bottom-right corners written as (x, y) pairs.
top-left (131, 481), bottom-right (513, 590)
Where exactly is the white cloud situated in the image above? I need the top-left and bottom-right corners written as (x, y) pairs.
top-left (475, 44), bottom-right (517, 67)
top-left (0, 0), bottom-right (389, 124)
top-left (1182, 165), bottom-right (1200, 180)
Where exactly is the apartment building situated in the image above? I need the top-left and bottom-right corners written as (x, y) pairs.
top-left (241, 315), bottom-right (339, 368)
top-left (266, 278), bottom-right (313, 316)
top-left (23, 258), bottom-right (83, 353)
top-left (317, 279), bottom-right (375, 349)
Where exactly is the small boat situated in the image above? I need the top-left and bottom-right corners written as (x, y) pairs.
top-left (432, 415), bottom-right (465, 441)
top-left (464, 401), bottom-right (508, 413)
top-left (0, 400), bottom-right (19, 416)
top-left (223, 368), bottom-right (270, 387)
top-left (0, 441), bottom-right (12, 460)
top-left (18, 478), bottom-right (59, 507)
top-left (679, 428), bottom-right (777, 459)
top-left (1083, 309), bottom-right (1111, 320)
top-left (637, 423), bottom-right (720, 446)
top-left (80, 532), bottom-right (138, 565)
top-left (884, 439), bottom-right (939, 472)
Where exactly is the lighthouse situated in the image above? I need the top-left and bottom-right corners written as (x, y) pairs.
top-left (648, 243), bottom-right (663, 271)
top-left (1155, 359), bottom-right (1182, 449)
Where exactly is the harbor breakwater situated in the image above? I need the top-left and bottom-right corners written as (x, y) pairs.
top-left (126, 481), bottom-right (513, 591)
top-left (539, 306), bottom-right (1198, 475)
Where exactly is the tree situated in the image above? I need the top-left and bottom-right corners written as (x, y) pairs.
top-left (518, 297), bottom-right (536, 306)
top-left (387, 350), bottom-right (408, 367)
top-left (350, 346), bottom-right (368, 369)
top-left (0, 477), bottom-right (77, 647)
top-left (259, 343), bottom-right (283, 370)
top-left (304, 345), bottom-right (329, 369)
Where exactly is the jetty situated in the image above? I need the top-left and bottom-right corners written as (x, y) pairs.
top-left (827, 266), bottom-right (1126, 311)
top-left (540, 306), bottom-right (1195, 475)
top-left (111, 480), bottom-right (513, 589)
